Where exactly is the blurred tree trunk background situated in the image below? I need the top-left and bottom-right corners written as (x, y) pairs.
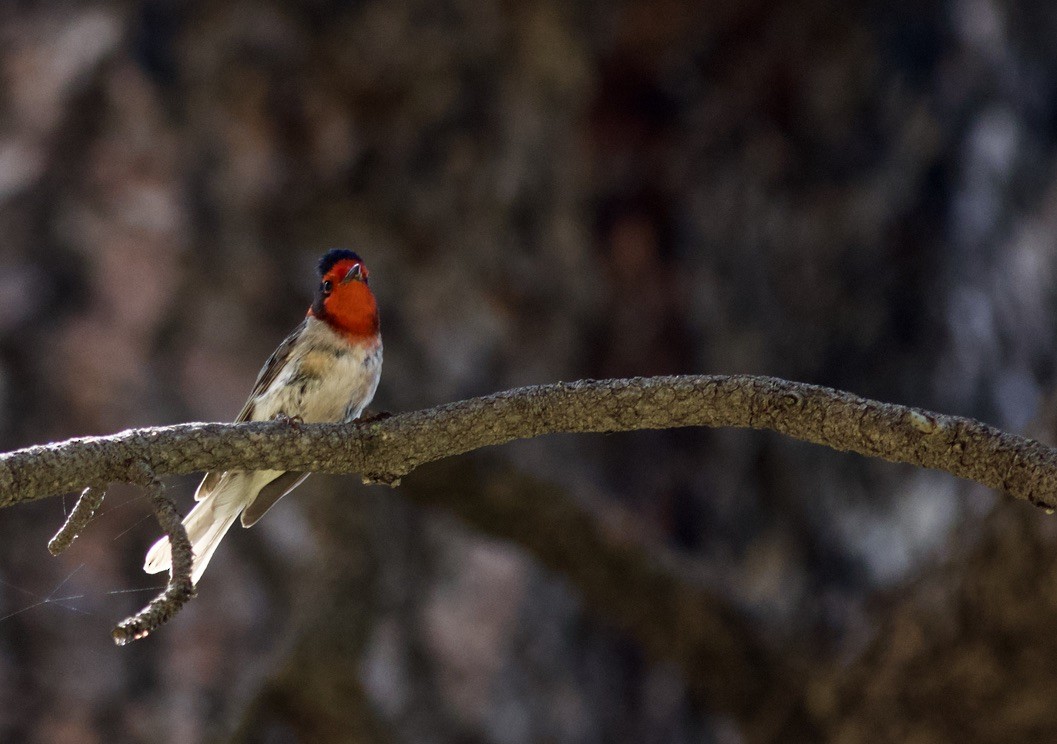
top-left (1, 0), bottom-right (1056, 741)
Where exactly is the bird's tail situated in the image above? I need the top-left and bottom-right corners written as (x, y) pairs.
top-left (143, 477), bottom-right (244, 586)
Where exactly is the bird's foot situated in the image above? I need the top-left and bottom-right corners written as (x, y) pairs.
top-left (274, 412), bottom-right (305, 429)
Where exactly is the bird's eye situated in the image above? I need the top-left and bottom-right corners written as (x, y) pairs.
top-left (321, 280), bottom-right (333, 294)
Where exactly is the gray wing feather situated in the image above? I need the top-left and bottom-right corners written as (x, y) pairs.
top-left (240, 471), bottom-right (310, 526)
top-left (195, 470), bottom-right (224, 501)
top-left (196, 319), bottom-right (308, 503)
top-left (232, 319), bottom-right (308, 424)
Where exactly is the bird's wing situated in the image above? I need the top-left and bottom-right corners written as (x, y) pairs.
top-left (240, 471), bottom-right (310, 526)
top-left (194, 319), bottom-right (308, 502)
top-left (233, 318), bottom-right (309, 424)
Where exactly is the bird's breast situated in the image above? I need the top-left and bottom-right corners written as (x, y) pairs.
top-left (255, 333), bottom-right (381, 423)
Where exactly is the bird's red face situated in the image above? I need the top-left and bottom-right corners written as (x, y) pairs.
top-left (310, 252), bottom-right (379, 341)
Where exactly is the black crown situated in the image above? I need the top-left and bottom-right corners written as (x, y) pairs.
top-left (318, 249), bottom-right (363, 276)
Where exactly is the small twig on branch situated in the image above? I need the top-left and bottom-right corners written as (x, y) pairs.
top-left (111, 466), bottom-right (195, 645)
top-left (48, 485), bottom-right (106, 555)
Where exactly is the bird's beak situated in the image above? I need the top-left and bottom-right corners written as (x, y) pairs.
top-left (341, 264), bottom-right (365, 284)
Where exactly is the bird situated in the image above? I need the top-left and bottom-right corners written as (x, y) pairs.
top-left (144, 249), bottom-right (382, 585)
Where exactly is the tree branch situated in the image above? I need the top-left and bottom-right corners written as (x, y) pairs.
top-left (111, 468), bottom-right (195, 645)
top-left (47, 484), bottom-right (105, 555)
top-left (1, 375), bottom-right (1055, 510)
top-left (400, 457), bottom-right (795, 723)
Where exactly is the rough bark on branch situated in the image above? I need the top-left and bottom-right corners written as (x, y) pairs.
top-left (1, 375), bottom-right (1055, 510)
